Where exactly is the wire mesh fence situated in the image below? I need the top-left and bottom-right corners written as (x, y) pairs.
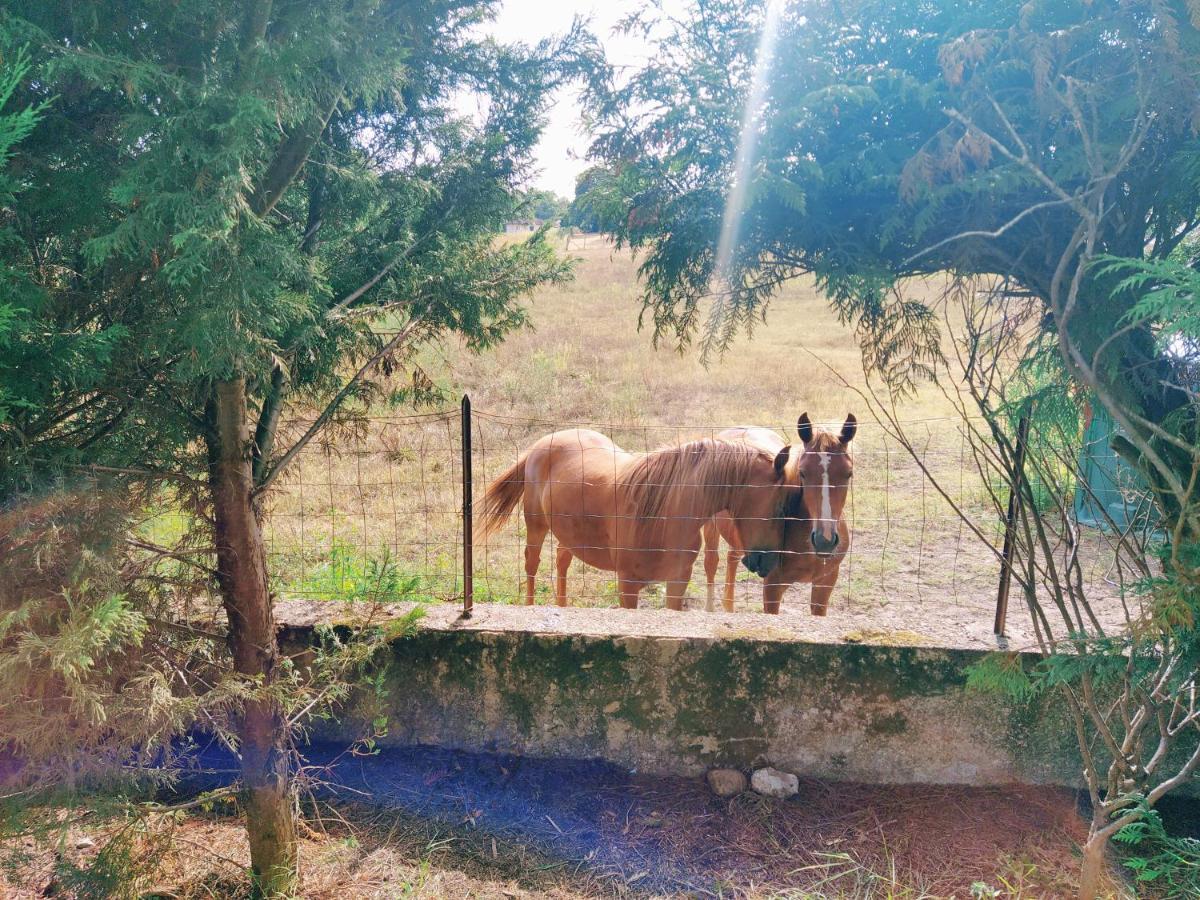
top-left (256, 398), bottom-right (1149, 637)
top-left (262, 410), bottom-right (465, 605)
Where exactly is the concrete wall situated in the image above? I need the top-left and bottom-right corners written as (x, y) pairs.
top-left (279, 601), bottom-right (1112, 788)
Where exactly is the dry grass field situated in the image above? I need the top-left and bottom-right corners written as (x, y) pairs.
top-left (260, 234), bottom-right (1130, 650)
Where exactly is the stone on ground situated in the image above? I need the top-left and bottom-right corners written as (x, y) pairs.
top-left (750, 767), bottom-right (799, 799)
top-left (706, 768), bottom-right (747, 797)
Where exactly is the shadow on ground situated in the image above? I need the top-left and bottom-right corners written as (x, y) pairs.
top-left (180, 739), bottom-right (1104, 896)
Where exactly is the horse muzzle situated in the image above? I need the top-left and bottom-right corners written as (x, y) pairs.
top-left (811, 530), bottom-right (840, 557)
top-left (742, 550), bottom-right (780, 577)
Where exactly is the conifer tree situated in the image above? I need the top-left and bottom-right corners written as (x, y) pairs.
top-left (1, 3), bottom-right (579, 892)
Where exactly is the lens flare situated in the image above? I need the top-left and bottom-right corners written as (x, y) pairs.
top-left (712, 0), bottom-right (787, 301)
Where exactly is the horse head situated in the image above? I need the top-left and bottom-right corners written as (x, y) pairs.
top-left (730, 424), bottom-right (811, 578)
top-left (791, 412), bottom-right (855, 556)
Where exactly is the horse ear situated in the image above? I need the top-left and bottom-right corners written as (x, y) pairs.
top-left (797, 413), bottom-right (813, 445)
top-left (840, 413), bottom-right (858, 445)
top-left (773, 445), bottom-right (791, 479)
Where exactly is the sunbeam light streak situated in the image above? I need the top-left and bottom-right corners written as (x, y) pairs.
top-left (712, 0), bottom-right (787, 321)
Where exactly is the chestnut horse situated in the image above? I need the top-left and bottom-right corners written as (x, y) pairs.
top-left (702, 414), bottom-right (855, 615)
top-left (479, 428), bottom-right (802, 610)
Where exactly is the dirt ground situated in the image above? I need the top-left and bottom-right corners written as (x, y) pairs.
top-left (698, 527), bottom-right (1134, 654)
top-left (3, 744), bottom-right (1133, 899)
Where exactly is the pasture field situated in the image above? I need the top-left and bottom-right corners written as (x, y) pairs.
top-left (257, 234), bottom-right (1130, 651)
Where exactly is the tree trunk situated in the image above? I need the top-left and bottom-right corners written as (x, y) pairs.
top-left (209, 377), bottom-right (298, 898)
top-left (1078, 827), bottom-right (1108, 900)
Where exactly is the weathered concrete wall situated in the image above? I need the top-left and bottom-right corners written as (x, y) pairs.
top-left (277, 601), bottom-right (1113, 789)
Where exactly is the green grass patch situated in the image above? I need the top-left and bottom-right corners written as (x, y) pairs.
top-left (276, 540), bottom-right (441, 604)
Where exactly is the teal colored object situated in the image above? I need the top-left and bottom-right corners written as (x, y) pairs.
top-left (1074, 404), bottom-right (1157, 531)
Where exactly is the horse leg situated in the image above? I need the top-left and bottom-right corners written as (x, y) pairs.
top-left (523, 517), bottom-right (548, 605)
top-left (616, 576), bottom-right (642, 610)
top-left (554, 546), bottom-right (572, 607)
top-left (762, 580), bottom-right (787, 615)
top-left (665, 578), bottom-right (690, 612)
top-left (701, 521), bottom-right (720, 612)
top-left (810, 560), bottom-right (842, 616)
top-left (723, 550), bottom-right (741, 612)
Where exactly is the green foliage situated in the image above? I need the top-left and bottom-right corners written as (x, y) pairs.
top-left (586, 0), bottom-right (1200, 410)
top-left (564, 164), bottom-right (627, 232)
top-left (0, 50), bottom-right (125, 487)
top-left (966, 640), bottom-right (1144, 703)
top-left (0, 488), bottom-right (187, 793)
top-left (48, 815), bottom-right (176, 900)
top-left (0, 487), bottom-right (265, 898)
top-left (282, 541), bottom-right (431, 604)
top-left (1114, 800), bottom-right (1200, 896)
top-left (518, 188), bottom-right (570, 223)
top-left (593, 11), bottom-right (1200, 880)
top-left (1139, 539), bottom-right (1200, 635)
top-left (1091, 251), bottom-right (1200, 531)
top-left (0, 1), bottom-right (581, 490)
top-left (0, 8), bottom-right (585, 890)
top-left (283, 605), bottom-right (424, 758)
top-left (1095, 252), bottom-right (1200, 353)
top-left (0, 48), bottom-right (41, 215)
top-left (986, 343), bottom-right (1084, 513)
top-left (965, 652), bottom-right (1040, 702)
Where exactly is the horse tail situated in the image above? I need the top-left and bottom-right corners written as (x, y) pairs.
top-left (479, 454), bottom-right (527, 537)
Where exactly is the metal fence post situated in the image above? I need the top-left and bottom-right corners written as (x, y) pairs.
top-left (461, 394), bottom-right (474, 619)
top-left (994, 409), bottom-right (1031, 636)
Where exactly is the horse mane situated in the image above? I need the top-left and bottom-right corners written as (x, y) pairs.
top-left (807, 431), bottom-right (847, 453)
top-left (619, 438), bottom-right (775, 521)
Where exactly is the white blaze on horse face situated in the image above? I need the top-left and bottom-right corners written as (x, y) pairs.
top-left (818, 452), bottom-right (835, 540)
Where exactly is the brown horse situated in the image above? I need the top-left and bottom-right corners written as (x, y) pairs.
top-left (702, 414), bottom-right (855, 615)
top-left (478, 428), bottom-right (803, 610)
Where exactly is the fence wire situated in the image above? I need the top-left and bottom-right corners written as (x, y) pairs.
top-left (258, 404), bottom-right (1147, 633)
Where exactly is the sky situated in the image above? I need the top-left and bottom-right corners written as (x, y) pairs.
top-left (482, 0), bottom-right (683, 198)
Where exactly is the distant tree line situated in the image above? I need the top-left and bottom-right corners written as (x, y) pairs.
top-left (518, 188), bottom-right (570, 224)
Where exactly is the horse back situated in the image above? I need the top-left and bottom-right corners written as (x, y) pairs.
top-left (522, 429), bottom-right (628, 481)
top-left (717, 426), bottom-right (785, 454)
top-left (520, 429), bottom-right (628, 503)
